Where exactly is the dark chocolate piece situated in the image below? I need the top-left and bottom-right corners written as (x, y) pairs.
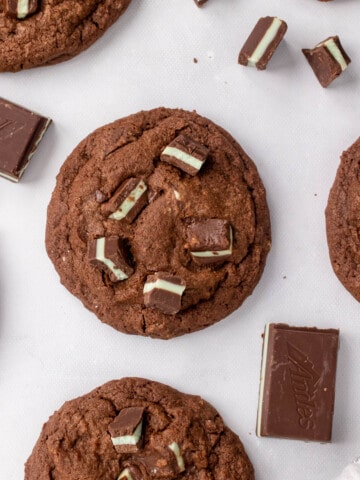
top-left (257, 323), bottom-right (339, 442)
top-left (103, 177), bottom-right (148, 223)
top-left (108, 407), bottom-right (144, 453)
top-left (194, 0), bottom-right (208, 7)
top-left (302, 36), bottom-right (351, 88)
top-left (143, 272), bottom-right (186, 315)
top-left (4, 0), bottom-right (38, 19)
top-left (88, 236), bottom-right (134, 283)
top-left (185, 219), bottom-right (233, 265)
top-left (160, 134), bottom-right (209, 176)
top-left (238, 16), bottom-right (287, 70)
top-left (0, 97), bottom-right (51, 182)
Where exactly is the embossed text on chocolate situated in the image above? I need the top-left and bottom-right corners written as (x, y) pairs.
top-left (287, 342), bottom-right (321, 430)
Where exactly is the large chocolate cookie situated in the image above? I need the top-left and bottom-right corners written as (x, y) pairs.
top-left (326, 137), bottom-right (360, 301)
top-left (46, 108), bottom-right (271, 339)
top-left (25, 378), bottom-right (254, 480)
top-left (0, 0), bottom-right (131, 72)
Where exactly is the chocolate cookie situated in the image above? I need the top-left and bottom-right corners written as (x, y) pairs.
top-left (326, 137), bottom-right (360, 301)
top-left (25, 378), bottom-right (254, 480)
top-left (46, 108), bottom-right (271, 339)
top-left (0, 0), bottom-right (132, 72)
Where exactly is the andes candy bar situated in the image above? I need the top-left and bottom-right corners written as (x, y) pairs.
top-left (238, 16), bottom-right (287, 70)
top-left (105, 178), bottom-right (148, 223)
top-left (88, 236), bottom-right (133, 282)
top-left (143, 272), bottom-right (186, 315)
top-left (302, 36), bottom-right (351, 87)
top-left (0, 97), bottom-right (51, 182)
top-left (257, 323), bottom-right (339, 442)
top-left (4, 0), bottom-right (38, 19)
top-left (108, 407), bottom-right (144, 453)
top-left (160, 134), bottom-right (209, 176)
top-left (185, 219), bottom-right (233, 265)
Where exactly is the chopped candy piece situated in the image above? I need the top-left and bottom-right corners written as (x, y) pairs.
top-left (88, 236), bottom-right (133, 283)
top-left (160, 134), bottom-right (209, 176)
top-left (108, 407), bottom-right (144, 453)
top-left (4, 0), bottom-right (38, 19)
top-left (302, 36), bottom-right (351, 87)
top-left (143, 272), bottom-right (186, 315)
top-left (186, 219), bottom-right (233, 265)
top-left (104, 178), bottom-right (148, 223)
top-left (238, 16), bottom-right (287, 70)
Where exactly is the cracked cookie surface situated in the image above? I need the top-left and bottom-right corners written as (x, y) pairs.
top-left (326, 137), bottom-right (360, 302)
top-left (0, 0), bottom-right (131, 71)
top-left (45, 108), bottom-right (271, 339)
top-left (25, 378), bottom-right (255, 480)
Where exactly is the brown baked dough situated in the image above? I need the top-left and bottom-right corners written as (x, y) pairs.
top-left (0, 0), bottom-right (132, 72)
top-left (326, 137), bottom-right (360, 302)
top-left (46, 108), bottom-right (271, 339)
top-left (25, 378), bottom-right (255, 480)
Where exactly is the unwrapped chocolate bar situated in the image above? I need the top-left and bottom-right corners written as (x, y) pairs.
top-left (0, 97), bottom-right (51, 182)
top-left (257, 323), bottom-right (339, 442)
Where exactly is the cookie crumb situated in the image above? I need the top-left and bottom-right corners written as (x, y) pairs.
top-left (193, 57), bottom-right (198, 63)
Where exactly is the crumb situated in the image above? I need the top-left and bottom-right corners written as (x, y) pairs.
top-left (314, 193), bottom-right (318, 196)
top-left (193, 58), bottom-right (198, 63)
top-left (283, 275), bottom-right (287, 279)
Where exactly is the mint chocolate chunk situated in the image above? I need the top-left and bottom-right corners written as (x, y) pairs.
top-left (88, 236), bottom-right (134, 283)
top-left (160, 134), bottom-right (209, 176)
top-left (143, 272), bottom-right (186, 315)
top-left (185, 219), bottom-right (233, 265)
top-left (238, 16), bottom-right (287, 70)
top-left (4, 0), bottom-right (38, 19)
top-left (108, 407), bottom-right (144, 453)
top-left (302, 36), bottom-right (351, 87)
top-left (103, 178), bottom-right (148, 223)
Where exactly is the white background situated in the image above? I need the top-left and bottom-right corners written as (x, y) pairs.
top-left (1, 1), bottom-right (360, 479)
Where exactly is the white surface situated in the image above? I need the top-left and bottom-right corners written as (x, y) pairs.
top-left (335, 459), bottom-right (360, 480)
top-left (0, 1), bottom-right (359, 479)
